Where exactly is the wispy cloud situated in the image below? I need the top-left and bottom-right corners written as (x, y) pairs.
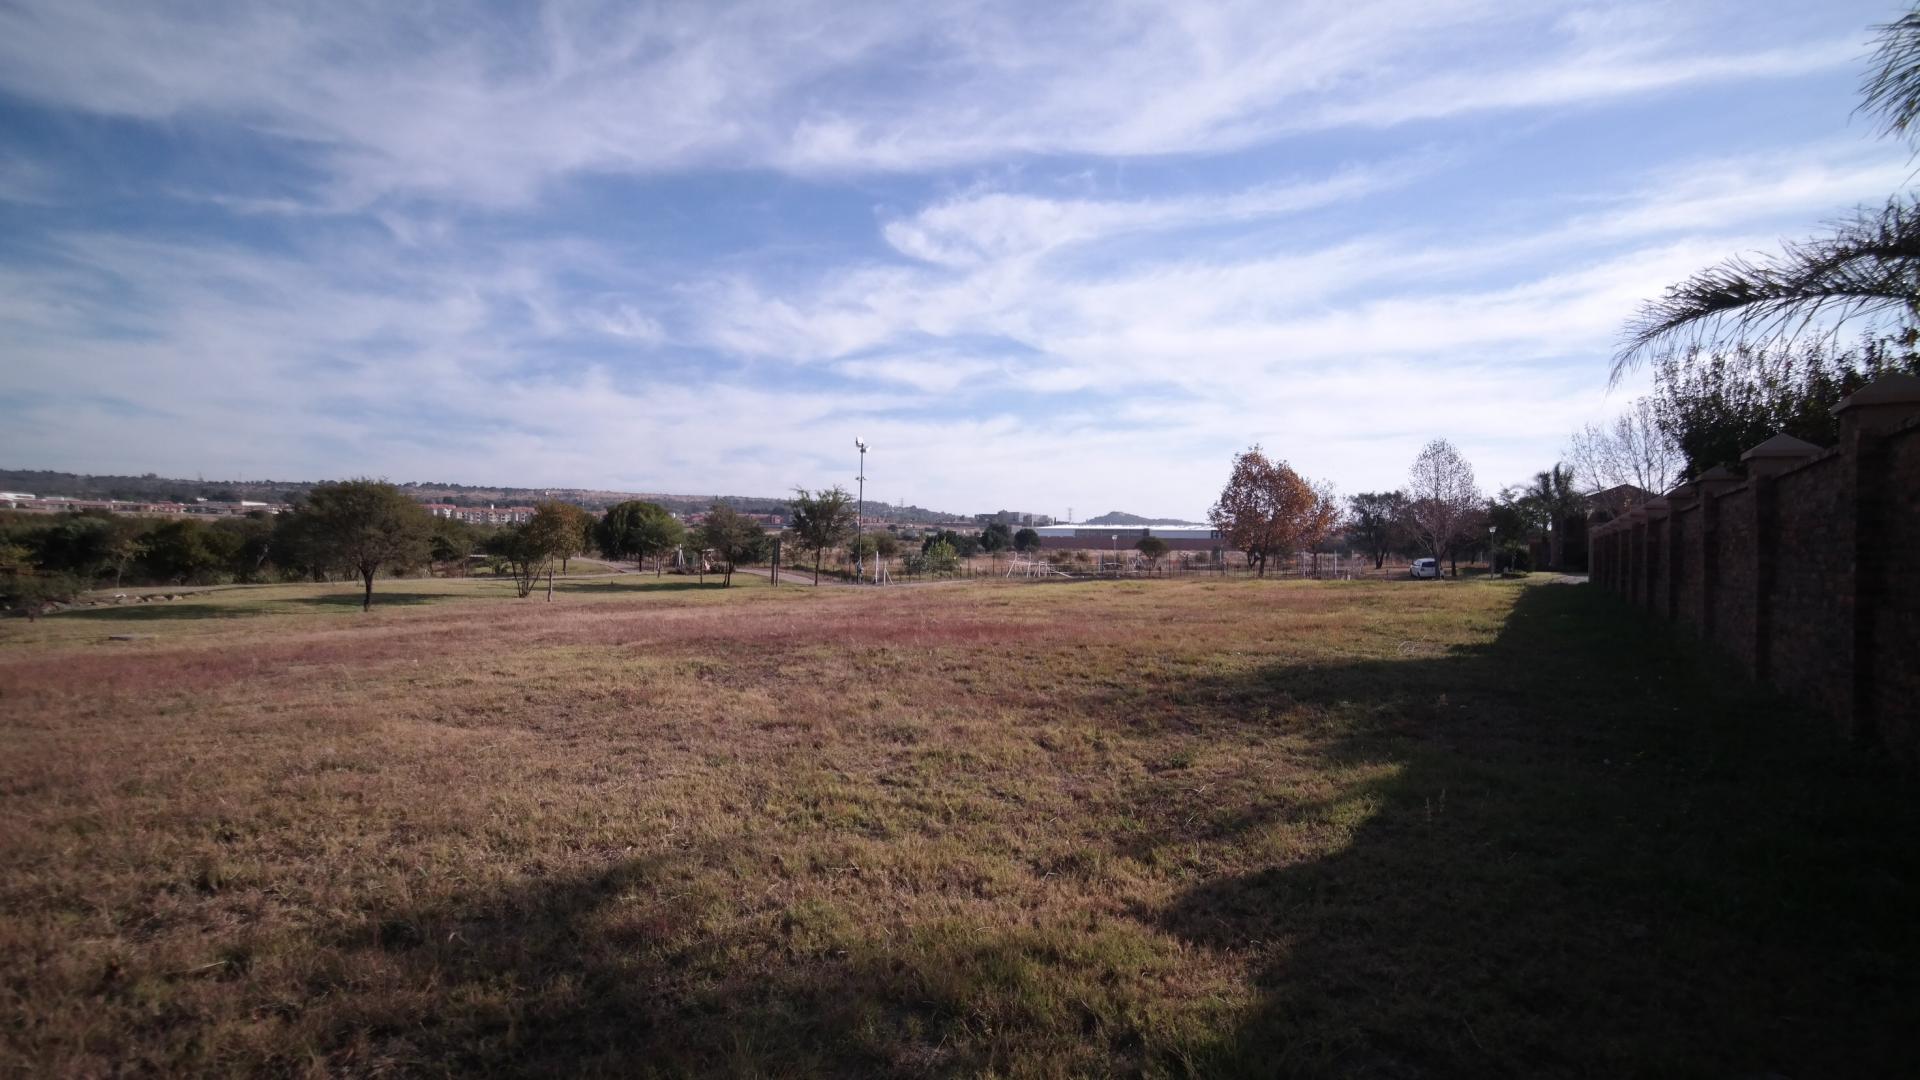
top-left (0, 1), bottom-right (1904, 516)
top-left (0, 1), bottom-right (1863, 205)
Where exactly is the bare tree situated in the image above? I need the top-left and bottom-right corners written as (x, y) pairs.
top-left (1565, 397), bottom-right (1680, 498)
top-left (1406, 439), bottom-right (1480, 577)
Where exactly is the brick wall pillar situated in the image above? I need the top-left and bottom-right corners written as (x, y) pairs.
top-left (1832, 375), bottom-right (1920, 743)
top-left (1644, 497), bottom-right (1671, 620)
top-left (1624, 508), bottom-right (1647, 610)
top-left (1692, 466), bottom-right (1742, 644)
top-left (1741, 435), bottom-right (1822, 684)
top-left (1665, 482), bottom-right (1698, 627)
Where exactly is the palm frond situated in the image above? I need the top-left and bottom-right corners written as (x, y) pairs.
top-left (1611, 197), bottom-right (1920, 383)
top-left (1860, 10), bottom-right (1920, 144)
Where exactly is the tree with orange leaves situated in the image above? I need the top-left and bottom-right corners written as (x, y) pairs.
top-left (1208, 446), bottom-right (1340, 577)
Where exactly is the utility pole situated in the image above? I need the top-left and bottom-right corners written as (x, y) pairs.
top-left (854, 437), bottom-right (868, 584)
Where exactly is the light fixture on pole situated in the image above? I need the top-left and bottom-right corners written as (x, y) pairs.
top-left (854, 437), bottom-right (868, 584)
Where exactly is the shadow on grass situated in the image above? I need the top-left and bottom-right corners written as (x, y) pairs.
top-left (293, 584), bottom-right (1917, 1078)
top-left (287, 591), bottom-right (455, 609)
top-left (322, 845), bottom-right (1013, 1077)
top-left (51, 602), bottom-right (253, 621)
top-left (1146, 584), bottom-right (1920, 1077)
top-left (544, 578), bottom-right (732, 595)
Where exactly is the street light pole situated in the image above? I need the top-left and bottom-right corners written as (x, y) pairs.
top-left (854, 437), bottom-right (868, 584)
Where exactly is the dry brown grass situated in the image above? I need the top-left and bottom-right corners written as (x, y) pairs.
top-left (1, 575), bottom-right (1915, 1077)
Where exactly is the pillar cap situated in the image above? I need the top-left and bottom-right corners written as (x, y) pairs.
top-left (1832, 372), bottom-right (1920, 415)
top-left (1695, 464), bottom-right (1743, 488)
top-left (1740, 433), bottom-right (1823, 462)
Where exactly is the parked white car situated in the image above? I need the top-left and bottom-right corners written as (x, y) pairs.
top-left (1410, 557), bottom-right (1442, 579)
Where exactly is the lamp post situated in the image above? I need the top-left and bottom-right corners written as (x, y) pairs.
top-left (854, 437), bottom-right (868, 584)
top-left (1489, 524), bottom-right (1498, 575)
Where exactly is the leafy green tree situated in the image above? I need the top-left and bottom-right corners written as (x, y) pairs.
top-left (921, 538), bottom-right (959, 575)
top-left (1651, 338), bottom-right (1920, 478)
top-left (598, 500), bottom-right (684, 574)
top-left (920, 530), bottom-right (955, 555)
top-left (1135, 535), bottom-right (1169, 568)
top-left (212, 514), bottom-right (276, 582)
top-left (429, 517), bottom-right (480, 576)
top-left (0, 542), bottom-right (33, 578)
top-left (35, 513), bottom-right (138, 584)
top-left (1013, 527), bottom-right (1040, 553)
top-left (528, 502), bottom-right (590, 574)
top-left (299, 480), bottom-right (435, 611)
top-left (847, 532), bottom-right (899, 568)
top-left (1346, 491), bottom-right (1410, 569)
top-left (787, 487), bottom-right (855, 585)
top-left (270, 508), bottom-right (342, 582)
top-left (697, 504), bottom-right (767, 587)
top-left (980, 522), bottom-right (1013, 552)
top-left (1522, 464), bottom-right (1584, 572)
top-left (1485, 490), bottom-right (1538, 574)
top-left (509, 501), bottom-right (588, 598)
top-left (1, 571), bottom-right (85, 621)
top-left (917, 529), bottom-right (979, 560)
top-left (140, 519), bottom-right (222, 585)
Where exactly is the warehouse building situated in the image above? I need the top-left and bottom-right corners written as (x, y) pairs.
top-left (1028, 524), bottom-right (1222, 552)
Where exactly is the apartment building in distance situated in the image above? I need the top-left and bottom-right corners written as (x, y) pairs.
top-left (420, 503), bottom-right (537, 526)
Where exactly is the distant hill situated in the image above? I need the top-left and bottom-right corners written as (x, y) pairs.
top-left (1082, 510), bottom-right (1205, 527)
top-left (0, 468), bottom-right (962, 523)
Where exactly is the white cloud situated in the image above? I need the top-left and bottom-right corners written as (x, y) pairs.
top-left (1, 2), bottom-right (1905, 517)
top-left (882, 160), bottom-right (1425, 266)
top-left (0, 1), bottom-right (1860, 204)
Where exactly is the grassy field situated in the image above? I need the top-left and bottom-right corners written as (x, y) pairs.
top-left (1, 574), bottom-right (1915, 1077)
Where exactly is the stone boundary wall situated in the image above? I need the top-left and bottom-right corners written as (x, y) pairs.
top-left (1590, 375), bottom-right (1920, 764)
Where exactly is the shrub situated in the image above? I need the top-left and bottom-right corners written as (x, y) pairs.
top-left (1, 572), bottom-right (87, 620)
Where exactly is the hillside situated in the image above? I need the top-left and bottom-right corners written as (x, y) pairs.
top-left (1081, 510), bottom-right (1205, 527)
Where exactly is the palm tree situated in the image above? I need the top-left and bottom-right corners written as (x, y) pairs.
top-left (1524, 464), bottom-right (1584, 572)
top-left (1613, 8), bottom-right (1920, 381)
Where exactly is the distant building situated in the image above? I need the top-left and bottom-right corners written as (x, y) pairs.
top-left (973, 510), bottom-right (1054, 526)
top-left (422, 503), bottom-right (535, 525)
top-left (0, 492), bottom-right (35, 508)
top-left (1027, 524), bottom-right (1221, 552)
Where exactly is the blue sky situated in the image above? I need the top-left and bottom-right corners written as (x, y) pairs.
top-left (0, 1), bottom-right (1910, 519)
